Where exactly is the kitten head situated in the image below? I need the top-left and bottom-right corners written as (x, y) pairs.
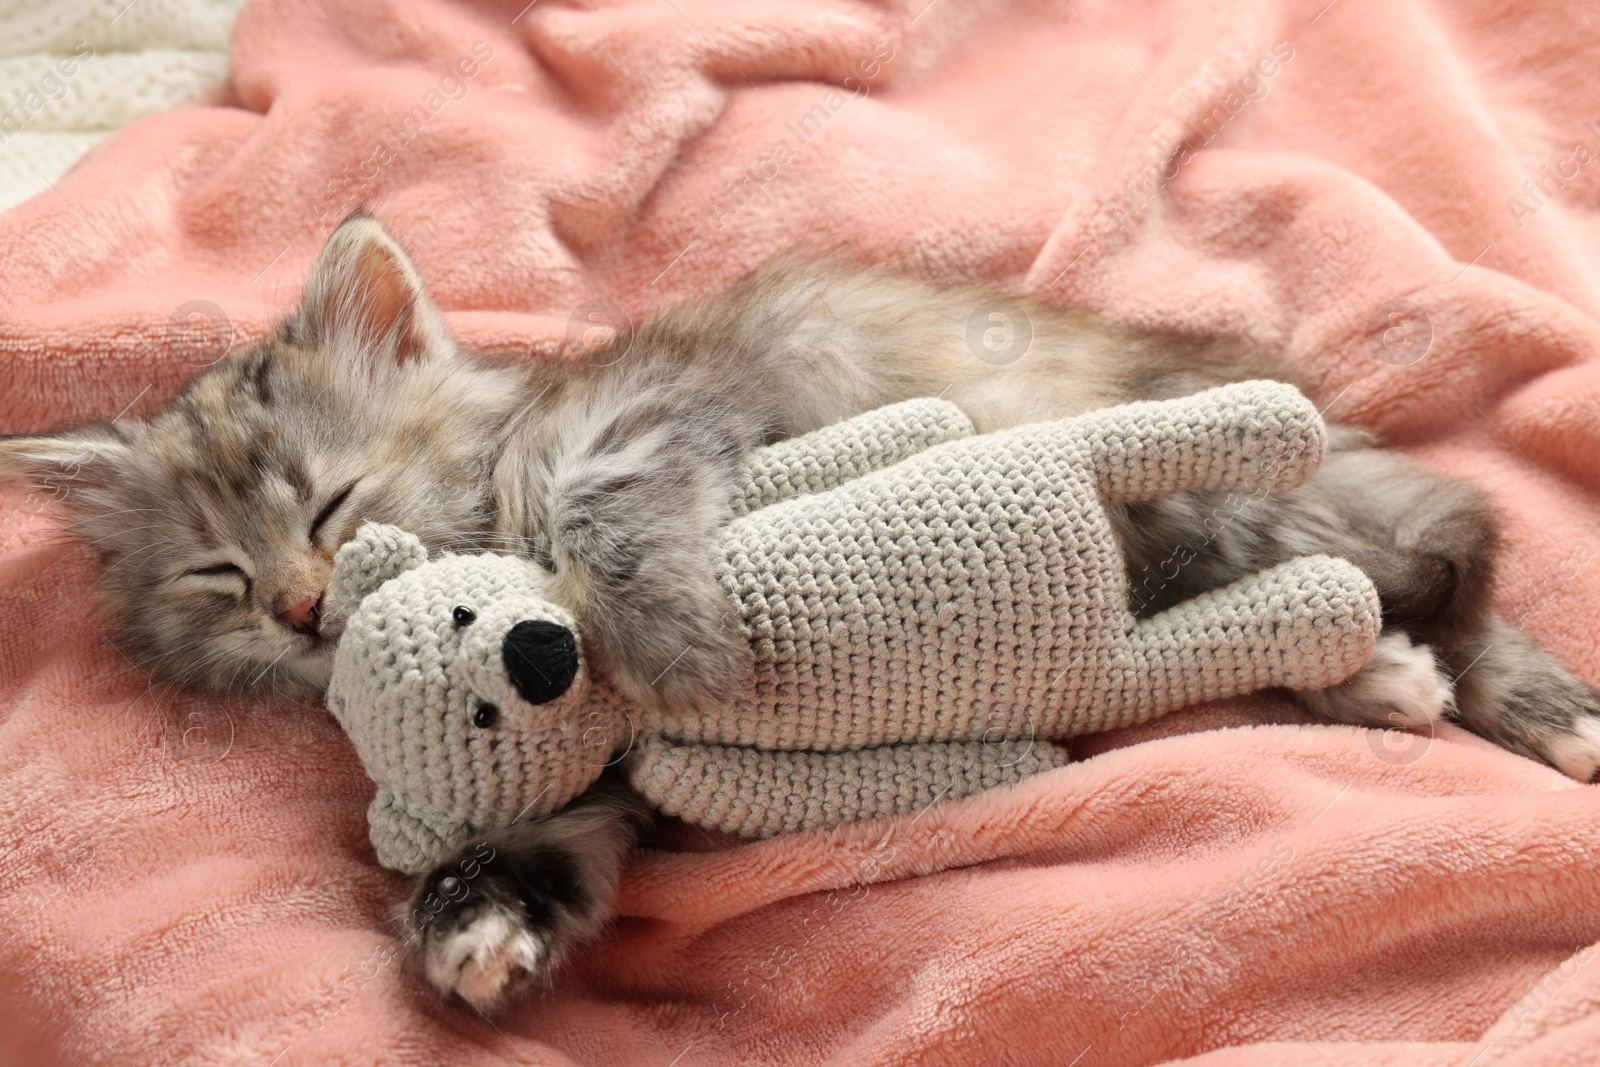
top-left (0, 214), bottom-right (525, 699)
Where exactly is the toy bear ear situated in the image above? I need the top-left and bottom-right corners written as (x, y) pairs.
top-left (325, 522), bottom-right (429, 622)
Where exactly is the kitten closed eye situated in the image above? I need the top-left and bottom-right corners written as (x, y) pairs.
top-left (184, 561), bottom-right (251, 595)
top-left (309, 481), bottom-right (358, 543)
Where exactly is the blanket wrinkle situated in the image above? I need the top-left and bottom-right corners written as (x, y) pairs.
top-left (6, 0), bottom-right (1600, 1064)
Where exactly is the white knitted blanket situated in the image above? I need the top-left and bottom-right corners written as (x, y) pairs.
top-left (0, 0), bottom-right (243, 212)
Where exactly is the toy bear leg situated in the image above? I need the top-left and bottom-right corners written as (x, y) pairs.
top-left (1098, 555), bottom-right (1382, 728)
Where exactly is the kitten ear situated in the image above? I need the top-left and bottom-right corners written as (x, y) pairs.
top-left (297, 213), bottom-right (450, 367)
top-left (0, 424), bottom-right (130, 500)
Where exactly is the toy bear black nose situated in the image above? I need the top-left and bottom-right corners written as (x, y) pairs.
top-left (501, 620), bottom-right (579, 705)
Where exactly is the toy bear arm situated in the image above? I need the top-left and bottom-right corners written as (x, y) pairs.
top-left (623, 734), bottom-right (1069, 838)
top-left (727, 398), bottom-right (974, 520)
top-left (1077, 380), bottom-right (1326, 506)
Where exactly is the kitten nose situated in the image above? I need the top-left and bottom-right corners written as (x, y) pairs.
top-left (502, 621), bottom-right (579, 705)
top-left (279, 593), bottom-right (323, 636)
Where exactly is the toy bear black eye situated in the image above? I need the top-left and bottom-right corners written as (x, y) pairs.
top-left (452, 606), bottom-right (476, 626)
top-left (473, 702), bottom-right (498, 729)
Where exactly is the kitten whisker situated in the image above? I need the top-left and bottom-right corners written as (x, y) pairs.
top-left (245, 646), bottom-right (293, 689)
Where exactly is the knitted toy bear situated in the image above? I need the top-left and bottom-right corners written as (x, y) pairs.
top-left (325, 381), bottom-right (1383, 874)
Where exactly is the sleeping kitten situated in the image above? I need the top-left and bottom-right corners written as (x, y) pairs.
top-left (5, 213), bottom-right (1599, 1010)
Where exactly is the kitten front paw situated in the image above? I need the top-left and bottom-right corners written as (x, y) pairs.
top-left (639, 597), bottom-right (751, 712)
top-left (399, 780), bottom-right (649, 1013)
top-left (587, 565), bottom-right (752, 714)
top-left (405, 849), bottom-right (586, 1013)
top-left (418, 887), bottom-right (549, 1012)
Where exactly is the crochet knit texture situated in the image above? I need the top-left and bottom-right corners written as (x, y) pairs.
top-left (326, 381), bottom-right (1383, 872)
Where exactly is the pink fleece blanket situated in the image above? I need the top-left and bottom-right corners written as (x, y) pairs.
top-left (5, 0), bottom-right (1600, 1063)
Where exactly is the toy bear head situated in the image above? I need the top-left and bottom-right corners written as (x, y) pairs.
top-left (325, 523), bottom-right (628, 874)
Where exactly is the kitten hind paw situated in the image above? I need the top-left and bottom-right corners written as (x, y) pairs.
top-left (1294, 631), bottom-right (1455, 729)
top-left (1543, 717), bottom-right (1600, 783)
